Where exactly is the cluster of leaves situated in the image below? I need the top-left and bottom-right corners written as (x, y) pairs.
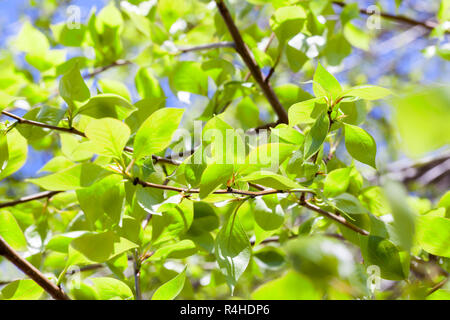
top-left (0, 0), bottom-right (449, 300)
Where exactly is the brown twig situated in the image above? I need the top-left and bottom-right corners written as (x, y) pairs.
top-left (0, 191), bottom-right (61, 209)
top-left (135, 177), bottom-right (368, 235)
top-left (0, 236), bottom-right (70, 300)
top-left (178, 41), bottom-right (235, 53)
top-left (1, 111), bottom-right (179, 165)
top-left (84, 59), bottom-right (132, 79)
top-left (215, 1), bottom-right (289, 124)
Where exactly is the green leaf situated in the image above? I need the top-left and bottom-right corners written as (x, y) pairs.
top-left (69, 231), bottom-right (138, 264)
top-left (324, 168), bottom-right (351, 198)
top-left (199, 164), bottom-right (234, 199)
top-left (339, 85), bottom-right (392, 101)
top-left (270, 6), bottom-right (307, 44)
top-left (85, 118), bottom-right (130, 159)
top-left (343, 23), bottom-right (370, 51)
top-left (239, 143), bottom-right (297, 174)
top-left (416, 215), bottom-right (450, 258)
top-left (384, 181), bottom-right (416, 251)
top-left (152, 266), bottom-right (187, 300)
top-left (359, 186), bottom-right (390, 216)
top-left (133, 108), bottom-right (184, 160)
top-left (251, 195), bottom-right (285, 231)
top-left (59, 64), bottom-right (90, 104)
top-left (344, 123), bottom-right (377, 168)
top-left (0, 128), bottom-right (9, 172)
top-left (215, 207), bottom-right (251, 292)
top-left (0, 210), bottom-right (27, 250)
top-left (15, 21), bottom-right (49, 55)
top-left (169, 61), bottom-right (208, 96)
top-left (313, 62), bottom-right (342, 100)
top-left (28, 163), bottom-right (113, 191)
top-left (76, 94), bottom-right (135, 120)
top-left (240, 170), bottom-right (303, 190)
top-left (359, 236), bottom-right (409, 280)
top-left (438, 190), bottom-right (450, 217)
top-left (149, 240), bottom-right (197, 261)
top-left (253, 246), bottom-right (286, 270)
top-left (285, 236), bottom-right (355, 279)
top-left (135, 186), bottom-right (164, 215)
top-left (98, 79), bottom-right (131, 101)
top-left (304, 111), bottom-right (329, 160)
top-left (0, 129), bottom-right (28, 181)
top-left (135, 68), bottom-right (164, 99)
top-left (1, 280), bottom-right (44, 300)
top-left (76, 174), bottom-right (125, 228)
top-left (251, 271), bottom-right (320, 300)
top-left (391, 86), bottom-right (450, 157)
top-left (288, 98), bottom-right (326, 126)
top-left (90, 277), bottom-right (133, 300)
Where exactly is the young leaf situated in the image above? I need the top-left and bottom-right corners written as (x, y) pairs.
top-left (251, 271), bottom-right (320, 300)
top-left (199, 164), bottom-right (234, 199)
top-left (215, 206), bottom-right (251, 292)
top-left (359, 236), bottom-right (409, 280)
top-left (133, 108), bottom-right (184, 160)
top-left (313, 62), bottom-right (342, 100)
top-left (416, 215), bottom-right (450, 258)
top-left (69, 231), bottom-right (138, 264)
top-left (28, 163), bottom-right (113, 191)
top-left (59, 64), bottom-right (90, 104)
top-left (0, 129), bottom-right (28, 181)
top-left (239, 170), bottom-right (303, 190)
top-left (339, 85), bottom-right (392, 101)
top-left (251, 195), bottom-right (285, 231)
top-left (85, 118), bottom-right (130, 159)
top-left (344, 123), bottom-right (377, 168)
top-left (149, 240), bottom-right (197, 261)
top-left (76, 94), bottom-right (135, 120)
top-left (0, 129), bottom-right (9, 172)
top-left (304, 111), bottom-right (329, 160)
top-left (323, 167), bottom-right (352, 198)
top-left (90, 277), bottom-right (133, 300)
top-left (288, 97), bottom-right (326, 126)
top-left (0, 210), bottom-right (27, 250)
top-left (1, 280), bottom-right (44, 300)
top-left (152, 267), bottom-right (187, 300)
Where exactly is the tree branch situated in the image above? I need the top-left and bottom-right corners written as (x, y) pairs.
top-left (135, 177), bottom-right (368, 235)
top-left (1, 111), bottom-right (179, 165)
top-left (0, 236), bottom-right (70, 300)
top-left (178, 41), bottom-right (235, 53)
top-left (332, 1), bottom-right (443, 32)
top-left (0, 191), bottom-right (61, 209)
top-left (2, 110), bottom-right (85, 137)
top-left (215, 0), bottom-right (289, 124)
top-left (84, 59), bottom-right (132, 79)
top-left (302, 202), bottom-right (369, 236)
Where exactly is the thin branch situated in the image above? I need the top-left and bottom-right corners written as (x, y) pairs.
top-left (427, 277), bottom-right (448, 296)
top-left (1, 111), bottom-right (179, 166)
top-left (2, 110), bottom-right (85, 137)
top-left (0, 191), bottom-right (61, 209)
top-left (178, 41), bottom-right (235, 53)
top-left (0, 236), bottom-right (70, 300)
top-left (332, 1), bottom-right (443, 32)
top-left (302, 202), bottom-right (369, 236)
top-left (215, 1), bottom-right (289, 124)
top-left (84, 59), bottom-right (132, 79)
top-left (133, 250), bottom-right (142, 300)
top-left (135, 177), bottom-right (368, 235)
